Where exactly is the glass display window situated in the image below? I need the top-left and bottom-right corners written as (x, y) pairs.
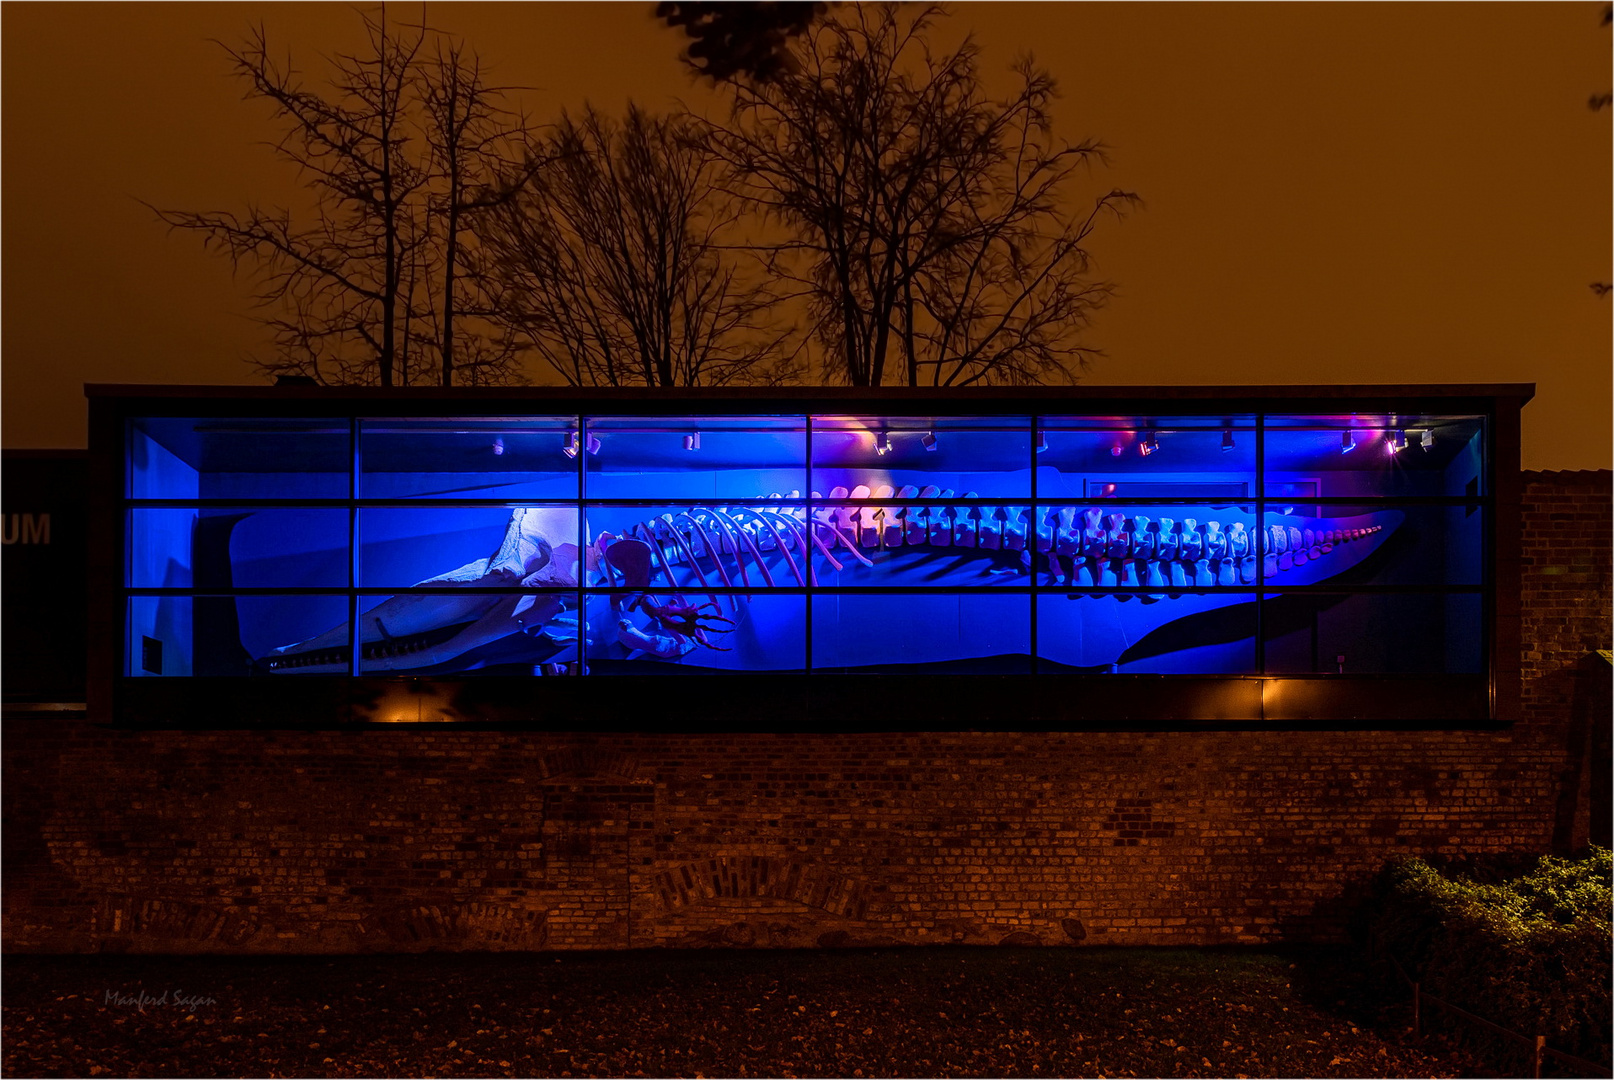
top-left (1261, 591), bottom-right (1484, 675)
top-left (583, 416), bottom-right (807, 500)
top-left (810, 591), bottom-right (1031, 673)
top-left (584, 591), bottom-right (805, 673)
top-left (357, 506), bottom-right (581, 590)
top-left (1258, 503), bottom-right (1483, 588)
top-left (101, 389), bottom-right (1517, 723)
top-left (128, 417), bottom-right (350, 500)
top-left (1263, 414), bottom-right (1487, 498)
top-left (128, 507), bottom-right (350, 589)
top-left (1031, 502), bottom-right (1259, 590)
top-left (358, 417), bottom-right (579, 500)
top-left (351, 591), bottom-right (581, 676)
top-left (1036, 591), bottom-right (1259, 674)
top-left (128, 594), bottom-right (351, 677)
top-left (1035, 416), bottom-right (1258, 502)
top-left (809, 416), bottom-right (1032, 500)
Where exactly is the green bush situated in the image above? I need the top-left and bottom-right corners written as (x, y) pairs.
top-left (1367, 848), bottom-right (1612, 1069)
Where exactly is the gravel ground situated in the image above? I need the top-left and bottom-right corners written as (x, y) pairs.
top-left (2, 946), bottom-right (1477, 1078)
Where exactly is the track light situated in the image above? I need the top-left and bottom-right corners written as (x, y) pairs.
top-left (491, 437), bottom-right (505, 456)
top-left (1221, 428), bottom-right (1235, 452)
top-left (1341, 430), bottom-right (1356, 454)
top-left (585, 434), bottom-right (601, 456)
top-left (921, 431), bottom-right (938, 451)
top-left (1110, 444), bottom-right (1123, 457)
top-left (1034, 430), bottom-right (1048, 453)
top-left (683, 432), bottom-right (700, 451)
top-left (1141, 431), bottom-right (1160, 457)
top-left (1388, 429), bottom-right (1407, 454)
top-left (875, 430), bottom-right (892, 455)
top-left (563, 429), bottom-right (580, 458)
top-left (1419, 429), bottom-right (1434, 450)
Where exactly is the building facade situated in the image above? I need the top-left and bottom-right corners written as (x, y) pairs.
top-left (5, 383), bottom-right (1607, 952)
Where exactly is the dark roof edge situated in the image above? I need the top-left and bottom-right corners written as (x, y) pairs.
top-left (84, 382), bottom-right (1538, 402)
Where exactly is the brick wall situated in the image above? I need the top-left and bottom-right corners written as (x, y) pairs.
top-left (5, 472), bottom-right (1608, 954)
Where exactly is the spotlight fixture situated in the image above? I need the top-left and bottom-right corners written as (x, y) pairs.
top-left (562, 429), bottom-right (580, 458)
top-left (1034, 430), bottom-right (1048, 453)
top-left (1141, 431), bottom-right (1160, 457)
top-left (683, 432), bottom-right (701, 451)
top-left (1419, 429), bottom-right (1434, 450)
top-left (1221, 427), bottom-right (1236, 452)
top-left (584, 434), bottom-right (601, 456)
top-left (491, 437), bottom-right (505, 456)
top-left (1388, 429), bottom-right (1407, 454)
top-left (1341, 430), bottom-right (1356, 454)
top-left (875, 431), bottom-right (892, 456)
top-left (1110, 444), bottom-right (1124, 457)
top-left (921, 431), bottom-right (938, 452)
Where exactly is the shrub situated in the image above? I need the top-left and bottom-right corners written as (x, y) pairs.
top-left (1367, 848), bottom-right (1612, 1069)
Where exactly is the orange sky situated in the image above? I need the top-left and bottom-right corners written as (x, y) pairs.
top-left (2, 2), bottom-right (1609, 470)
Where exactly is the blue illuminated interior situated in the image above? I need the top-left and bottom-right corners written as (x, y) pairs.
top-left (124, 412), bottom-right (1487, 678)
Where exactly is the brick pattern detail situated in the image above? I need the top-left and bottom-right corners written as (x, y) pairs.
top-left (3, 472), bottom-right (1608, 953)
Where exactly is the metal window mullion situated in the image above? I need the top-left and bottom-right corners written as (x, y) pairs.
top-left (804, 414), bottom-right (814, 674)
top-left (349, 416), bottom-right (360, 678)
top-left (1030, 416), bottom-right (1039, 676)
top-left (1255, 413), bottom-right (1265, 677)
top-left (577, 413), bottom-right (586, 676)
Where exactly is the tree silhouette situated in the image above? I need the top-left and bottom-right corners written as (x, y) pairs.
top-left (150, 8), bottom-right (531, 385)
top-left (707, 4), bottom-right (1135, 387)
top-left (480, 105), bottom-right (796, 387)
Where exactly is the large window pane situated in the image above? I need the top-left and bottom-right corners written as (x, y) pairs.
top-left (128, 417), bottom-right (350, 500)
top-left (128, 594), bottom-right (350, 676)
top-left (1033, 503), bottom-right (1259, 589)
top-left (358, 418), bottom-right (578, 500)
top-left (587, 504), bottom-right (808, 592)
top-left (358, 506), bottom-right (580, 589)
top-left (128, 508), bottom-right (350, 589)
top-left (1035, 417), bottom-right (1257, 502)
top-left (1260, 503), bottom-right (1482, 587)
top-left (353, 592), bottom-right (580, 676)
top-left (810, 416), bottom-right (1031, 500)
top-left (1263, 415), bottom-right (1487, 498)
top-left (1038, 592), bottom-right (1258, 674)
top-left (585, 591), bottom-right (805, 673)
top-left (583, 417), bottom-right (806, 500)
top-left (811, 592), bottom-right (1030, 673)
top-left (1262, 592), bottom-right (1483, 674)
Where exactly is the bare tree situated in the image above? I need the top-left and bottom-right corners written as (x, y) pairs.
top-left (482, 104), bottom-right (795, 387)
top-left (150, 8), bottom-right (529, 385)
top-left (708, 3), bottom-right (1135, 386)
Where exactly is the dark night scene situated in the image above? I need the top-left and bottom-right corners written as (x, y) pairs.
top-left (2, 3), bottom-right (1609, 1078)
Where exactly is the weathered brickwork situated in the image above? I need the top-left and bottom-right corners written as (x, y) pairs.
top-left (4, 473), bottom-right (1608, 954)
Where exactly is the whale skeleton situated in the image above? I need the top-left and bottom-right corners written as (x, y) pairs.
top-left (257, 489), bottom-right (1391, 674)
